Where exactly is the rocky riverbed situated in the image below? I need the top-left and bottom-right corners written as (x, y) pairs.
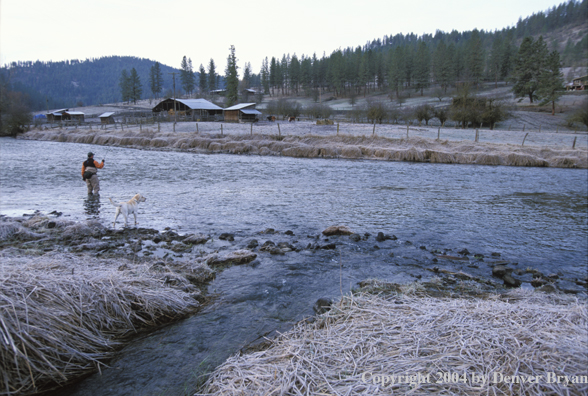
top-left (2, 209), bottom-right (587, 395)
top-left (3, 212), bottom-right (587, 296)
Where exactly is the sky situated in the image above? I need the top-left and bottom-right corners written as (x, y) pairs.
top-left (1, 0), bottom-right (565, 74)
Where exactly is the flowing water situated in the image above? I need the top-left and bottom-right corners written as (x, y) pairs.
top-left (1, 138), bottom-right (587, 395)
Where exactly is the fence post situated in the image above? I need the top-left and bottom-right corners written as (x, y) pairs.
top-left (372, 122), bottom-right (376, 136)
top-left (573, 137), bottom-right (577, 149)
top-left (278, 123), bottom-right (281, 137)
top-left (437, 127), bottom-right (440, 140)
top-left (406, 124), bottom-right (409, 139)
top-left (221, 124), bottom-right (223, 136)
top-left (522, 132), bottom-right (529, 146)
top-left (475, 129), bottom-right (479, 142)
top-left (158, 122), bottom-right (160, 132)
top-left (337, 123), bottom-right (339, 136)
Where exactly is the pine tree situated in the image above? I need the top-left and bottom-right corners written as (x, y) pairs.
top-left (149, 62), bottom-right (163, 99)
top-left (261, 57), bottom-right (270, 95)
top-left (488, 37), bottom-right (503, 88)
top-left (467, 29), bottom-right (485, 86)
top-left (415, 41), bottom-right (431, 95)
top-left (290, 55), bottom-right (300, 94)
top-left (129, 67), bottom-right (142, 104)
top-left (537, 50), bottom-right (564, 115)
top-left (269, 57), bottom-right (278, 95)
top-left (511, 36), bottom-right (549, 103)
top-left (388, 45), bottom-right (405, 98)
top-left (198, 64), bottom-right (207, 95)
top-left (242, 62), bottom-right (252, 89)
top-left (207, 59), bottom-right (217, 92)
top-left (180, 56), bottom-right (195, 96)
top-left (225, 45), bottom-right (239, 107)
top-left (119, 69), bottom-right (131, 103)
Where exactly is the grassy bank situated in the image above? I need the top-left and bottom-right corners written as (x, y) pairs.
top-left (18, 124), bottom-right (588, 168)
top-left (0, 251), bottom-right (202, 395)
top-left (197, 282), bottom-right (588, 395)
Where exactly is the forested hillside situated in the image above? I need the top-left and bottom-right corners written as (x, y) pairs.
top-left (1, 0), bottom-right (586, 111)
top-left (256, 0), bottom-right (587, 99)
top-left (0, 56), bottom-right (181, 111)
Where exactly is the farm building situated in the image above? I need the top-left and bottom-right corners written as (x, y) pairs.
top-left (567, 75), bottom-right (587, 91)
top-left (45, 109), bottom-right (68, 122)
top-left (65, 111), bottom-right (85, 122)
top-left (99, 112), bottom-right (116, 124)
top-left (152, 98), bottom-right (224, 121)
top-left (224, 103), bottom-right (261, 122)
top-left (45, 109), bottom-right (85, 122)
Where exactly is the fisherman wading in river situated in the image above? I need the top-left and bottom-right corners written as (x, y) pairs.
top-left (82, 152), bottom-right (105, 195)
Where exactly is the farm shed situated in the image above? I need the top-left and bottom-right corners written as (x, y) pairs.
top-left (224, 103), bottom-right (261, 122)
top-left (45, 109), bottom-right (69, 122)
top-left (152, 98), bottom-right (224, 121)
top-left (64, 111), bottom-right (85, 122)
top-left (99, 112), bottom-right (116, 124)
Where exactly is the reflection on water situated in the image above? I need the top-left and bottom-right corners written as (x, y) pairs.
top-left (83, 194), bottom-right (101, 218)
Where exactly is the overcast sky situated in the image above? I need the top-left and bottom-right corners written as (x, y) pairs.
top-left (1, 0), bottom-right (563, 74)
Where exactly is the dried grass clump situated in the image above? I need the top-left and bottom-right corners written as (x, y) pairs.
top-left (197, 290), bottom-right (587, 396)
top-left (0, 252), bottom-right (198, 395)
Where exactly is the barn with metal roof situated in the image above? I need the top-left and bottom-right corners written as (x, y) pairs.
top-left (224, 103), bottom-right (261, 122)
top-left (152, 98), bottom-right (224, 121)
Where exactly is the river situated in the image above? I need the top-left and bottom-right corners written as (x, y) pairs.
top-left (1, 137), bottom-right (587, 395)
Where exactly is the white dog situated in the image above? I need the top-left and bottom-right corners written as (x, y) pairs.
top-left (109, 194), bottom-right (147, 228)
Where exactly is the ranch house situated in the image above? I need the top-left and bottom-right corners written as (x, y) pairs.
top-left (223, 103), bottom-right (261, 123)
top-left (152, 98), bottom-right (224, 121)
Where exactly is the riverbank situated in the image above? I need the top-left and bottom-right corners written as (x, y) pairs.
top-left (0, 213), bottom-right (257, 395)
top-left (197, 284), bottom-right (588, 395)
top-left (1, 211), bottom-right (587, 395)
top-left (18, 122), bottom-right (588, 168)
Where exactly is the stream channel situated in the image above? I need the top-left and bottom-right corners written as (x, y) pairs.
top-left (1, 138), bottom-right (587, 395)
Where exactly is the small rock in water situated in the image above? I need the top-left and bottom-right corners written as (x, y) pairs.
top-left (350, 234), bottom-right (361, 242)
top-left (285, 230), bottom-right (295, 236)
top-left (183, 233), bottom-right (210, 245)
top-left (458, 248), bottom-right (470, 256)
top-left (313, 298), bottom-right (333, 314)
top-left (247, 239), bottom-right (259, 249)
top-left (322, 225), bottom-right (353, 236)
top-left (219, 233), bottom-right (235, 241)
top-left (537, 284), bottom-right (558, 293)
top-left (503, 274), bottom-right (522, 287)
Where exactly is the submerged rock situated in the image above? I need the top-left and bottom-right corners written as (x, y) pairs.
top-left (183, 233), bottom-right (210, 245)
top-left (207, 250), bottom-right (257, 267)
top-left (313, 298), bottom-right (333, 314)
top-left (219, 233), bottom-right (235, 241)
top-left (322, 225), bottom-right (353, 236)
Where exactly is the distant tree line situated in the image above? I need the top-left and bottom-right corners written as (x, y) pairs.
top-left (252, 0), bottom-right (586, 99)
top-left (1, 0), bottom-right (585, 111)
